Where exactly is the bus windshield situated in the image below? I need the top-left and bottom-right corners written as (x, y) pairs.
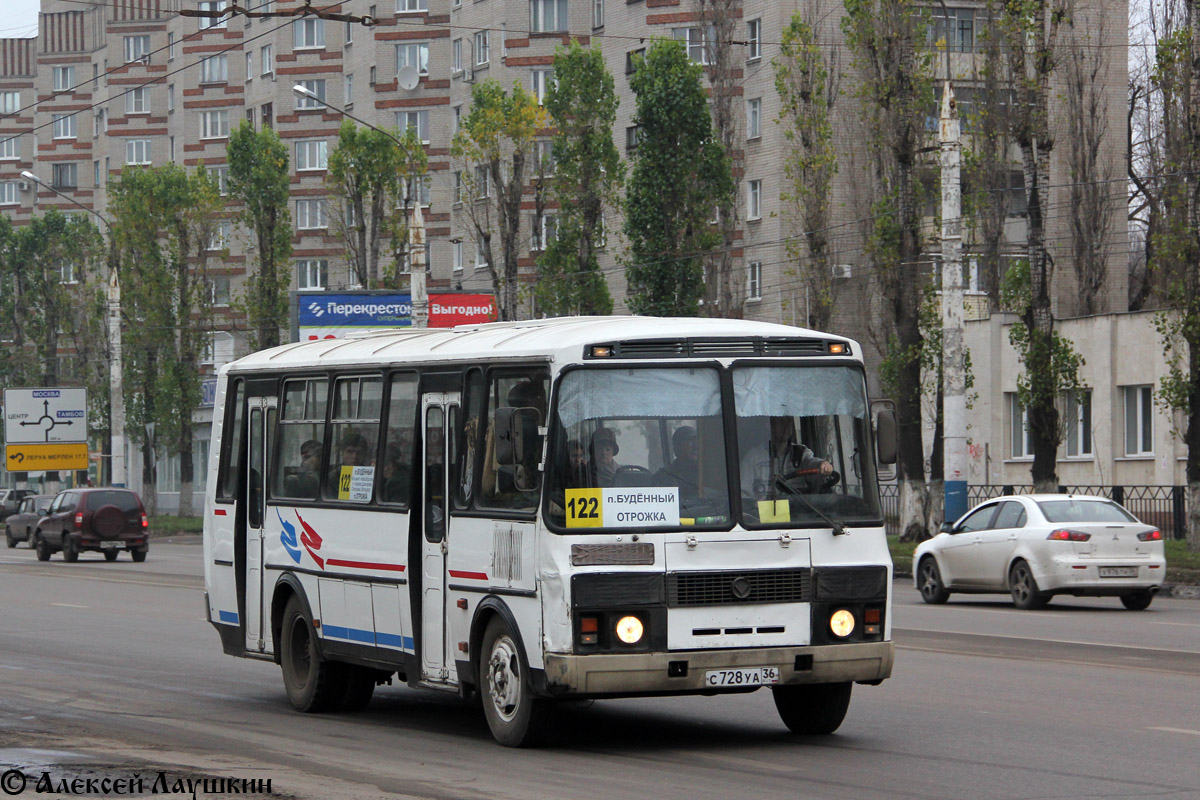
top-left (547, 366), bottom-right (733, 530)
top-left (733, 365), bottom-right (881, 527)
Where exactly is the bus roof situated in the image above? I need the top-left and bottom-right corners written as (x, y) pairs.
top-left (222, 316), bottom-right (859, 374)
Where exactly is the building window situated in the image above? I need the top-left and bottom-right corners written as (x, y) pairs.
top-left (53, 66), bottom-right (75, 92)
top-left (1009, 394), bottom-right (1032, 459)
top-left (403, 175), bottom-right (432, 207)
top-left (167, 84), bottom-right (174, 112)
top-left (0, 135), bottom-right (18, 160)
top-left (747, 179), bottom-right (762, 220)
top-left (453, 39), bottom-right (462, 73)
top-left (530, 0), bottom-right (568, 32)
top-left (125, 139), bottom-right (152, 165)
top-left (400, 241), bottom-right (432, 274)
top-left (169, 136), bottom-right (175, 161)
top-left (0, 181), bottom-right (18, 205)
top-left (453, 171), bottom-right (463, 203)
top-left (593, 0), bottom-right (604, 28)
top-left (261, 44), bottom-right (274, 76)
top-left (293, 17), bottom-right (325, 49)
top-left (531, 69), bottom-right (553, 105)
top-left (396, 110), bottom-right (430, 144)
top-left (208, 220), bottom-right (231, 250)
top-left (296, 139), bottom-right (328, 171)
top-left (297, 259), bottom-right (329, 289)
top-left (397, 0), bottom-right (428, 11)
top-left (747, 261), bottom-right (762, 300)
top-left (746, 98), bottom-right (761, 139)
top-left (453, 240), bottom-right (463, 272)
top-left (126, 87), bottom-right (150, 114)
top-left (626, 48), bottom-right (645, 75)
top-left (207, 165), bottom-right (228, 194)
top-left (199, 0), bottom-right (228, 29)
top-left (200, 110), bottom-right (230, 139)
top-left (476, 239), bottom-right (488, 268)
top-left (344, 73), bottom-right (353, 106)
top-left (746, 18), bottom-right (762, 61)
top-left (672, 26), bottom-right (715, 65)
top-left (296, 199), bottom-right (328, 230)
top-left (52, 113), bottom-right (76, 140)
top-left (625, 125), bottom-right (640, 151)
top-left (295, 79), bottom-right (326, 109)
top-left (532, 140), bottom-right (555, 175)
top-left (1123, 385), bottom-right (1154, 456)
top-left (929, 7), bottom-right (975, 53)
top-left (1065, 390), bottom-right (1092, 458)
top-left (207, 276), bottom-right (231, 306)
top-left (51, 163), bottom-right (77, 189)
top-left (396, 43), bottom-right (430, 76)
top-left (124, 35), bottom-right (151, 63)
top-left (453, 105), bottom-right (461, 134)
top-left (167, 32), bottom-right (176, 61)
top-left (475, 30), bottom-right (490, 64)
top-left (530, 214), bottom-right (557, 251)
top-left (474, 165), bottom-right (491, 198)
top-left (0, 91), bottom-right (19, 113)
top-left (199, 54), bottom-right (228, 83)
top-left (245, 52), bottom-right (253, 81)
top-left (261, 102), bottom-right (273, 128)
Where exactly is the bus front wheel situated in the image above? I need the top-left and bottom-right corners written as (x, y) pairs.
top-left (772, 682), bottom-right (852, 735)
top-left (479, 616), bottom-right (553, 747)
top-left (280, 595), bottom-right (343, 712)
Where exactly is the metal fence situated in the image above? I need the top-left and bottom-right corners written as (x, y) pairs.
top-left (880, 484), bottom-right (1188, 540)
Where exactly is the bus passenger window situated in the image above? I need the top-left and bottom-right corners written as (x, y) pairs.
top-left (273, 377), bottom-right (327, 502)
top-left (455, 370), bottom-right (485, 510)
top-left (480, 370), bottom-right (548, 512)
top-left (379, 374), bottom-right (418, 506)
top-left (325, 375), bottom-right (382, 503)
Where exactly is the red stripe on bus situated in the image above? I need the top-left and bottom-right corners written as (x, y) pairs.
top-left (448, 570), bottom-right (488, 580)
top-left (326, 559), bottom-right (406, 572)
top-left (213, 508), bottom-right (228, 516)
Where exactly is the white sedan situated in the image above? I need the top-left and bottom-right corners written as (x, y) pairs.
top-left (913, 494), bottom-right (1167, 610)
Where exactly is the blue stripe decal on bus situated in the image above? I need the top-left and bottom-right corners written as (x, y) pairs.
top-left (376, 632), bottom-right (414, 650)
top-left (218, 610), bottom-right (239, 624)
top-left (322, 626), bottom-right (413, 651)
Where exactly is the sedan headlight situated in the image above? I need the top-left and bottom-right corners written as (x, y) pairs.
top-left (829, 609), bottom-right (856, 639)
top-left (615, 615), bottom-right (644, 644)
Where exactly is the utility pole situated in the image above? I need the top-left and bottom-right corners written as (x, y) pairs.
top-left (410, 202), bottom-right (428, 328)
top-left (938, 80), bottom-right (967, 523)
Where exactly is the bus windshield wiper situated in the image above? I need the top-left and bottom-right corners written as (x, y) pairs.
top-left (773, 475), bottom-right (846, 535)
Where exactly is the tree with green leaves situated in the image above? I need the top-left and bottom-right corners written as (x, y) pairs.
top-left (326, 120), bottom-right (427, 290)
top-left (535, 41), bottom-right (622, 316)
top-left (452, 79), bottom-right (549, 320)
top-left (842, 0), bottom-right (934, 539)
top-left (110, 164), bottom-right (222, 515)
top-left (227, 121), bottom-right (292, 349)
top-left (774, 9), bottom-right (840, 332)
top-left (624, 38), bottom-right (732, 317)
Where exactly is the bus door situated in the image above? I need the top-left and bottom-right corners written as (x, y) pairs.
top-left (420, 392), bottom-right (458, 681)
top-left (244, 395), bottom-right (276, 653)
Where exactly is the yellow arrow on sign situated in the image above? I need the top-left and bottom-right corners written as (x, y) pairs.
top-left (5, 443), bottom-right (89, 471)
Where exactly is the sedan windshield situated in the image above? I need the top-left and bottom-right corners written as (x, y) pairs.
top-left (732, 365), bottom-right (881, 527)
top-left (546, 367), bottom-right (732, 531)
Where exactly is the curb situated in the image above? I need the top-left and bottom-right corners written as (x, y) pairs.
top-left (895, 571), bottom-right (1199, 600)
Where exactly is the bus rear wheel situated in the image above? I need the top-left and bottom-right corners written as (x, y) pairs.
top-left (479, 616), bottom-right (553, 747)
top-left (772, 682), bottom-right (852, 735)
top-left (280, 595), bottom-right (343, 712)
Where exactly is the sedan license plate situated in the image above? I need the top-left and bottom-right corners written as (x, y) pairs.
top-left (99, 541), bottom-right (125, 549)
top-left (1099, 566), bottom-right (1137, 578)
top-left (704, 667), bottom-right (780, 688)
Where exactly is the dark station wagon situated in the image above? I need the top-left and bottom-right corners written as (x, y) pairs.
top-left (33, 488), bottom-right (150, 562)
top-left (5, 494), bottom-right (55, 548)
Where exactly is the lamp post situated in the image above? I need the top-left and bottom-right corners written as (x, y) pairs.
top-left (290, 84), bottom-right (428, 328)
top-left (22, 170), bottom-right (127, 488)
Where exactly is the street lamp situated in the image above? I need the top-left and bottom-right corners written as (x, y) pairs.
top-left (21, 170), bottom-right (128, 488)
top-left (290, 84), bottom-right (428, 328)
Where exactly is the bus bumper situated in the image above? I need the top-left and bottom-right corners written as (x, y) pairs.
top-left (541, 641), bottom-right (894, 696)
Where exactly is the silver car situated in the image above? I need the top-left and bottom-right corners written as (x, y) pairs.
top-left (914, 494), bottom-right (1167, 610)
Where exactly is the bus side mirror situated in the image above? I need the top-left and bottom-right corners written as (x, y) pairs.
top-left (495, 407), bottom-right (540, 466)
top-left (494, 407), bottom-right (516, 465)
top-left (875, 408), bottom-right (897, 465)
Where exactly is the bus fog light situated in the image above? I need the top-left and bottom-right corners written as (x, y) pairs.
top-left (829, 609), bottom-right (855, 638)
top-left (615, 616), bottom-right (644, 644)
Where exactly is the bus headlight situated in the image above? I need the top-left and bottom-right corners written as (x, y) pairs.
top-left (615, 615), bottom-right (644, 644)
top-left (829, 609), bottom-right (856, 639)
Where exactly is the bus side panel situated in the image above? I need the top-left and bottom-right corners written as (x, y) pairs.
top-left (204, 376), bottom-right (242, 631)
top-left (372, 584), bottom-right (411, 652)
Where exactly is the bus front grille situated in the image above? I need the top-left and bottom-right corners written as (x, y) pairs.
top-left (666, 569), bottom-right (812, 606)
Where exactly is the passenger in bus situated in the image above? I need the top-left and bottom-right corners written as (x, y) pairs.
top-left (380, 444), bottom-right (411, 504)
top-left (566, 439), bottom-right (590, 487)
top-left (329, 432), bottom-right (369, 491)
top-left (591, 428), bottom-right (620, 487)
top-left (656, 425), bottom-right (700, 499)
top-left (286, 439), bottom-right (322, 498)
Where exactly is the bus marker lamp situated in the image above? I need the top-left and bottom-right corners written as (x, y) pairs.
top-left (579, 616), bottom-right (599, 645)
top-left (615, 616), bottom-right (644, 644)
top-left (589, 345), bottom-right (613, 358)
top-left (829, 609), bottom-right (855, 639)
top-left (828, 343), bottom-right (846, 354)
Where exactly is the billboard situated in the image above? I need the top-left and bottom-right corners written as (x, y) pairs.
top-left (292, 291), bottom-right (497, 341)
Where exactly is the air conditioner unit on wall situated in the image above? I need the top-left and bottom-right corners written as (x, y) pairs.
top-left (832, 264), bottom-right (852, 280)
top-left (17, 181), bottom-right (30, 192)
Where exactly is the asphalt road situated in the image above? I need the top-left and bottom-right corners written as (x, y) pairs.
top-left (1, 540), bottom-right (1198, 800)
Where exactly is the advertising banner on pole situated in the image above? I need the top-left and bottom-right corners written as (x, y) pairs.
top-left (292, 291), bottom-right (496, 341)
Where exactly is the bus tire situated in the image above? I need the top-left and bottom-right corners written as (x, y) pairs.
top-left (280, 595), bottom-right (343, 712)
top-left (479, 616), bottom-right (553, 747)
top-left (772, 682), bottom-right (852, 735)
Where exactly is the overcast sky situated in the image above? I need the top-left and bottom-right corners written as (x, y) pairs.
top-left (8, 0), bottom-right (41, 39)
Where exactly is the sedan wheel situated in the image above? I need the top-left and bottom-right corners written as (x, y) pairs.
top-left (1009, 560), bottom-right (1049, 610)
top-left (918, 557), bottom-right (950, 604)
top-left (5, 527), bottom-right (14, 548)
top-left (1120, 591), bottom-right (1154, 611)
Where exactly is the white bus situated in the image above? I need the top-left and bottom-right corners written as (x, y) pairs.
top-left (203, 316), bottom-right (898, 746)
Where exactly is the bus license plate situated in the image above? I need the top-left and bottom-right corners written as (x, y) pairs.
top-left (704, 667), bottom-right (780, 687)
top-left (99, 541), bottom-right (125, 549)
top-left (1099, 566), bottom-right (1137, 578)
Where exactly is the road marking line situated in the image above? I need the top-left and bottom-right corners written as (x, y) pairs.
top-left (51, 603), bottom-right (89, 608)
top-left (1148, 727), bottom-right (1200, 736)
